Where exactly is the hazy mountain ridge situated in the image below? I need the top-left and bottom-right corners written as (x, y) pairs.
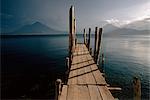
top-left (4, 22), bottom-right (64, 35)
top-left (2, 18), bottom-right (150, 36)
top-left (102, 24), bottom-right (119, 33)
top-left (123, 18), bottom-right (150, 30)
top-left (103, 28), bottom-right (150, 37)
top-left (102, 18), bottom-right (150, 36)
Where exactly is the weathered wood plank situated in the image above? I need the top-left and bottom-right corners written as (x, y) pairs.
top-left (65, 44), bottom-right (114, 100)
top-left (92, 68), bottom-right (106, 85)
top-left (87, 52), bottom-right (107, 85)
top-left (67, 85), bottom-right (79, 100)
top-left (59, 85), bottom-right (68, 100)
top-left (83, 53), bottom-right (97, 85)
top-left (98, 86), bottom-right (115, 100)
top-left (88, 85), bottom-right (102, 100)
top-left (77, 45), bottom-right (86, 84)
top-left (87, 28), bottom-right (91, 51)
top-left (68, 56), bottom-right (78, 84)
top-left (78, 85), bottom-right (90, 100)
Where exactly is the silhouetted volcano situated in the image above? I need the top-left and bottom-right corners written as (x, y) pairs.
top-left (12, 22), bottom-right (61, 34)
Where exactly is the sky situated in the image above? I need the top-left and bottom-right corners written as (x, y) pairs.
top-left (1, 0), bottom-right (150, 32)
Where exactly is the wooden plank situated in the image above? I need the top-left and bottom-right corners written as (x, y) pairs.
top-left (84, 62), bottom-right (96, 84)
top-left (59, 85), bottom-right (68, 100)
top-left (71, 57), bottom-right (78, 69)
top-left (96, 28), bottom-right (102, 65)
top-left (67, 85), bottom-right (79, 100)
top-left (94, 27), bottom-right (98, 62)
top-left (98, 86), bottom-right (115, 100)
top-left (83, 53), bottom-right (96, 85)
top-left (92, 69), bottom-right (106, 85)
top-left (68, 70), bottom-right (78, 84)
top-left (84, 29), bottom-right (87, 45)
top-left (77, 45), bottom-right (86, 84)
top-left (87, 28), bottom-right (91, 51)
top-left (66, 43), bottom-right (114, 100)
top-left (78, 85), bottom-right (90, 100)
top-left (88, 85), bottom-right (102, 100)
top-left (68, 55), bottom-right (78, 85)
top-left (85, 54), bottom-right (106, 85)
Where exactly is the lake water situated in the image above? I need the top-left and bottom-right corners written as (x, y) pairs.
top-left (1, 34), bottom-right (150, 99)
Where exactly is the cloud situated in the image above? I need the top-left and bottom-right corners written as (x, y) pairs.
top-left (144, 18), bottom-right (150, 22)
top-left (129, 2), bottom-right (150, 22)
top-left (106, 19), bottom-right (119, 24)
top-left (106, 19), bottom-right (130, 27)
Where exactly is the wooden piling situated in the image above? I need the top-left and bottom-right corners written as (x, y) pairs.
top-left (83, 28), bottom-right (87, 45)
top-left (65, 57), bottom-right (69, 84)
top-left (133, 77), bottom-right (141, 100)
top-left (66, 57), bottom-right (69, 69)
top-left (74, 18), bottom-right (76, 45)
top-left (87, 28), bottom-right (91, 51)
top-left (94, 27), bottom-right (98, 62)
top-left (96, 28), bottom-right (102, 65)
top-left (69, 5), bottom-right (76, 64)
top-left (55, 79), bottom-right (62, 100)
top-left (90, 48), bottom-right (92, 55)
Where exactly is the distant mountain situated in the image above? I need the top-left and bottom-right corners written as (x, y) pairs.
top-left (104, 28), bottom-right (150, 37)
top-left (11, 22), bottom-right (62, 35)
top-left (102, 24), bottom-right (119, 33)
top-left (123, 18), bottom-right (150, 30)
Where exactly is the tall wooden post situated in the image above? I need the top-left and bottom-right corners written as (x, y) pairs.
top-left (90, 48), bottom-right (92, 55)
top-left (69, 5), bottom-right (76, 66)
top-left (55, 79), bottom-right (62, 100)
top-left (133, 77), bottom-right (141, 100)
top-left (94, 27), bottom-right (98, 62)
top-left (87, 28), bottom-right (91, 51)
top-left (74, 18), bottom-right (77, 45)
top-left (84, 28), bottom-right (87, 45)
top-left (96, 28), bottom-right (102, 65)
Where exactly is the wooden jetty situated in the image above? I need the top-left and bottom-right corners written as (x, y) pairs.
top-left (59, 43), bottom-right (115, 100)
top-left (54, 5), bottom-right (142, 100)
top-left (55, 5), bottom-right (120, 100)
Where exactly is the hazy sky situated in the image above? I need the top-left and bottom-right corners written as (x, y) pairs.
top-left (1, 0), bottom-right (150, 32)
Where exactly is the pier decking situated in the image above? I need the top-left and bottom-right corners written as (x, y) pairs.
top-left (59, 43), bottom-right (114, 100)
top-left (54, 5), bottom-right (142, 100)
top-left (55, 5), bottom-right (116, 100)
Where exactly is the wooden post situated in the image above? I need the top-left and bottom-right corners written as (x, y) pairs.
top-left (90, 48), bottom-right (92, 55)
top-left (94, 27), bottom-right (98, 62)
top-left (133, 77), bottom-right (141, 100)
top-left (55, 79), bottom-right (62, 100)
top-left (65, 57), bottom-right (69, 84)
top-left (69, 5), bottom-right (76, 64)
top-left (96, 28), bottom-right (103, 65)
top-left (74, 18), bottom-right (76, 45)
top-left (66, 57), bottom-right (69, 69)
top-left (84, 28), bottom-right (87, 45)
top-left (87, 28), bottom-right (91, 51)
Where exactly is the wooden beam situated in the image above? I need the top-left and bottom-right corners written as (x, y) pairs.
top-left (55, 79), bottom-right (62, 100)
top-left (94, 27), bottom-right (98, 62)
top-left (108, 87), bottom-right (122, 91)
top-left (69, 5), bottom-right (76, 64)
top-left (133, 77), bottom-right (141, 100)
top-left (83, 28), bottom-right (87, 45)
top-left (87, 28), bottom-right (91, 51)
top-left (96, 28), bottom-right (102, 65)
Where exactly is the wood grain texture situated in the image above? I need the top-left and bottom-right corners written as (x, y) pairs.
top-left (60, 44), bottom-right (114, 100)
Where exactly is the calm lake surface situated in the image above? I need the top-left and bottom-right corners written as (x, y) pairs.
top-left (1, 34), bottom-right (150, 99)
